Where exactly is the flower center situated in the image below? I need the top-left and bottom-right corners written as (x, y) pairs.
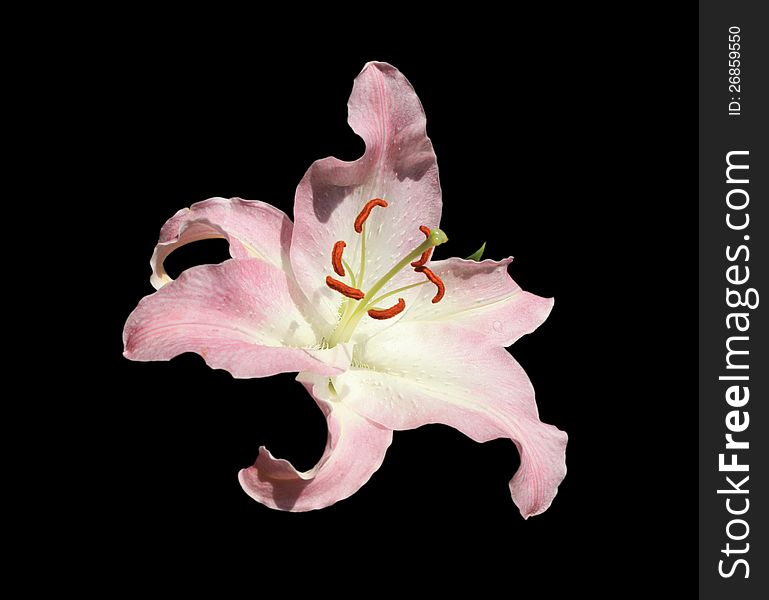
top-left (325, 198), bottom-right (448, 346)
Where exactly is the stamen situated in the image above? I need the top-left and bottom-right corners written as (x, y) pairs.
top-left (414, 266), bottom-right (445, 303)
top-left (367, 298), bottom-right (406, 320)
top-left (354, 198), bottom-right (388, 233)
top-left (410, 225), bottom-right (433, 267)
top-left (325, 225), bottom-right (449, 347)
top-left (342, 258), bottom-right (357, 288)
top-left (331, 241), bottom-right (346, 276)
top-left (326, 276), bottom-right (365, 300)
top-left (368, 280), bottom-right (428, 307)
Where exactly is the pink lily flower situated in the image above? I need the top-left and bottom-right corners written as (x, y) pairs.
top-left (123, 62), bottom-right (567, 518)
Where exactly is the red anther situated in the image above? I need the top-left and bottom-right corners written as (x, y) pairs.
top-left (411, 248), bottom-right (433, 268)
top-left (415, 266), bottom-right (445, 303)
top-left (331, 240), bottom-right (346, 276)
top-left (410, 225), bottom-right (433, 267)
top-left (326, 276), bottom-right (364, 300)
top-left (367, 298), bottom-right (406, 320)
top-left (354, 198), bottom-right (388, 233)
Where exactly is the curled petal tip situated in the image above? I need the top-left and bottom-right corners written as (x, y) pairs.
top-left (239, 376), bottom-right (393, 512)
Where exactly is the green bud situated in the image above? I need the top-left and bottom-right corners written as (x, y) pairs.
top-left (466, 242), bottom-right (486, 261)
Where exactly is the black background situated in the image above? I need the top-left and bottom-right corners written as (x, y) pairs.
top-left (69, 15), bottom-right (694, 595)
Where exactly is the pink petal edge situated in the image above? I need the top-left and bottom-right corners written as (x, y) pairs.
top-left (335, 321), bottom-right (567, 518)
top-left (150, 197), bottom-right (293, 290)
top-left (238, 373), bottom-right (393, 511)
top-left (290, 61), bottom-right (443, 325)
top-left (402, 256), bottom-right (554, 347)
top-left (124, 259), bottom-right (350, 379)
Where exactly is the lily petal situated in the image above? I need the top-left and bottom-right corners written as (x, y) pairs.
top-left (151, 197), bottom-right (292, 290)
top-left (401, 257), bottom-right (554, 346)
top-left (239, 373), bottom-right (393, 511)
top-left (124, 259), bottom-right (351, 378)
top-left (335, 322), bottom-right (567, 518)
top-left (291, 62), bottom-right (442, 324)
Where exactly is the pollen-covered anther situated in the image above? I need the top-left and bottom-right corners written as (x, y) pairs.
top-left (354, 198), bottom-right (388, 233)
top-left (331, 241), bottom-right (346, 276)
top-left (415, 266), bottom-right (445, 303)
top-left (367, 298), bottom-right (406, 320)
top-left (326, 276), bottom-right (365, 300)
top-left (410, 225), bottom-right (433, 267)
